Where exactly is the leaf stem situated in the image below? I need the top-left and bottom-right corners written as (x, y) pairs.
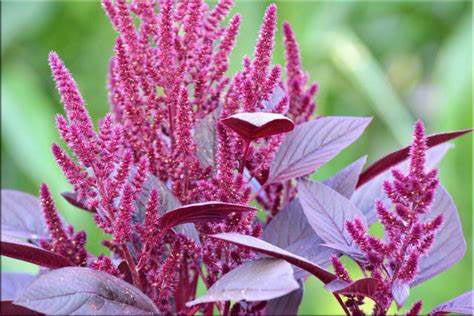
top-left (334, 293), bottom-right (350, 316)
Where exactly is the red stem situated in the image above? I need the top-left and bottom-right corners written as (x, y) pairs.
top-left (238, 140), bottom-right (251, 174)
top-left (122, 244), bottom-right (143, 291)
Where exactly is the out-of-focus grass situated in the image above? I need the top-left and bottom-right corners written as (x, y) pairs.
top-left (1, 1), bottom-right (472, 315)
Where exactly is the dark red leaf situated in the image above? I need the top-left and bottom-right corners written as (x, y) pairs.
top-left (159, 202), bottom-right (256, 231)
top-left (1, 301), bottom-right (43, 316)
top-left (220, 112), bottom-right (294, 142)
top-left (61, 191), bottom-right (96, 213)
top-left (210, 233), bottom-right (336, 285)
top-left (329, 278), bottom-right (382, 305)
top-left (1, 236), bottom-right (70, 269)
top-left (117, 260), bottom-right (133, 285)
top-left (356, 129), bottom-right (472, 188)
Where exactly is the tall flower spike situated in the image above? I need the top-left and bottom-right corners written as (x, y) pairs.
top-left (406, 301), bottom-right (423, 316)
top-left (48, 52), bottom-right (95, 141)
top-left (252, 4), bottom-right (277, 86)
top-left (40, 183), bottom-right (68, 245)
top-left (212, 14), bottom-right (241, 82)
top-left (409, 120), bottom-right (427, 177)
top-left (114, 184), bottom-right (134, 243)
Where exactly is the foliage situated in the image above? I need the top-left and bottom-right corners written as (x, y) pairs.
top-left (1, 0), bottom-right (472, 315)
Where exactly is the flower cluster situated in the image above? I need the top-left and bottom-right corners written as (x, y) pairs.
top-left (40, 0), bottom-right (317, 313)
top-left (340, 121), bottom-right (443, 315)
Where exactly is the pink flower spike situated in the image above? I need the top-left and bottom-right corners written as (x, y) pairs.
top-left (331, 256), bottom-right (351, 282)
top-left (40, 183), bottom-right (68, 245)
top-left (406, 301), bottom-right (423, 316)
top-left (409, 120), bottom-right (428, 177)
top-left (48, 51), bottom-right (96, 141)
top-left (252, 4), bottom-right (277, 86)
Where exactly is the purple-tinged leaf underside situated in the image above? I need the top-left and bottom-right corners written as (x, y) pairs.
top-left (391, 280), bottom-right (410, 308)
top-left (262, 85), bottom-right (286, 112)
top-left (1, 190), bottom-right (49, 240)
top-left (159, 202), bottom-right (256, 232)
top-left (1, 236), bottom-right (70, 269)
top-left (430, 291), bottom-right (473, 315)
top-left (297, 179), bottom-right (366, 258)
top-left (136, 175), bottom-right (200, 243)
top-left (352, 143), bottom-right (452, 225)
top-left (411, 186), bottom-right (466, 287)
top-left (220, 112), bottom-right (294, 142)
top-left (1, 301), bottom-right (43, 316)
top-left (265, 279), bottom-right (304, 316)
top-left (356, 129), bottom-right (471, 188)
top-left (61, 191), bottom-right (96, 213)
top-left (194, 109), bottom-right (219, 168)
top-left (186, 258), bottom-right (299, 306)
top-left (1, 272), bottom-right (37, 301)
top-left (323, 156), bottom-right (367, 199)
top-left (268, 116), bottom-right (372, 184)
top-left (14, 267), bottom-right (160, 315)
top-left (262, 198), bottom-right (336, 279)
top-left (210, 233), bottom-right (336, 285)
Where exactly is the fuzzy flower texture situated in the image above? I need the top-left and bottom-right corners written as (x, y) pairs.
top-left (332, 121), bottom-right (443, 316)
top-left (40, 0), bottom-right (317, 314)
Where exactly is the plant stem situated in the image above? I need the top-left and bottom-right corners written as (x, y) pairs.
top-left (334, 293), bottom-right (350, 316)
top-left (239, 140), bottom-right (251, 174)
top-left (122, 244), bottom-right (143, 291)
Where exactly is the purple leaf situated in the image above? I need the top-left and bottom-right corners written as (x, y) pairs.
top-left (319, 243), bottom-right (368, 264)
top-left (14, 267), bottom-right (160, 315)
top-left (186, 258), bottom-right (299, 306)
top-left (135, 174), bottom-right (200, 244)
top-left (324, 279), bottom-right (351, 292)
top-left (268, 116), bottom-right (371, 184)
top-left (61, 191), bottom-right (96, 213)
top-left (352, 143), bottom-right (452, 225)
top-left (265, 279), bottom-right (304, 316)
top-left (194, 109), bottom-right (219, 168)
top-left (1, 301), bottom-right (43, 316)
top-left (220, 112), bottom-right (295, 142)
top-left (412, 186), bottom-right (466, 286)
top-left (262, 85), bottom-right (286, 112)
top-left (1, 190), bottom-right (49, 240)
top-left (356, 129), bottom-right (471, 188)
top-left (210, 232), bottom-right (336, 285)
top-left (297, 179), bottom-right (366, 257)
top-left (159, 202), bottom-right (256, 231)
top-left (1, 236), bottom-right (70, 269)
top-left (430, 291), bottom-right (473, 315)
top-left (391, 280), bottom-right (410, 308)
top-left (323, 156), bottom-right (367, 199)
top-left (262, 198), bottom-right (336, 278)
top-left (1, 273), bottom-right (36, 301)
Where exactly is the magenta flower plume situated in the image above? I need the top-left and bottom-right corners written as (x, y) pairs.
top-left (48, 51), bottom-right (95, 141)
top-left (39, 183), bottom-right (87, 266)
top-left (344, 120), bottom-right (444, 311)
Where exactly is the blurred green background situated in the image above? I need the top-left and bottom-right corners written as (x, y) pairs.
top-left (1, 1), bottom-right (472, 314)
